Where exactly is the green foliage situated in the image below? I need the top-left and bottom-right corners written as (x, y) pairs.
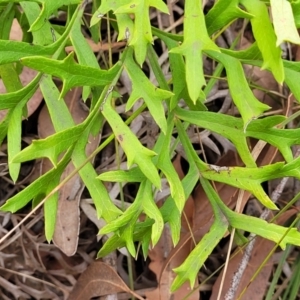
top-left (1, 0), bottom-right (300, 293)
top-left (20, 53), bottom-right (122, 98)
top-left (240, 0), bottom-right (284, 83)
top-left (170, 0), bottom-right (219, 102)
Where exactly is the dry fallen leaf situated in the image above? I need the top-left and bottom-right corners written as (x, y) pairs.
top-left (68, 261), bottom-right (144, 300)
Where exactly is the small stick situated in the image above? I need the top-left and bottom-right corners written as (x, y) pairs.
top-left (100, 85), bottom-right (114, 111)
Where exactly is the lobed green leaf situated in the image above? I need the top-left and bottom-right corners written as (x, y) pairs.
top-left (21, 1), bottom-right (56, 46)
top-left (240, 0), bottom-right (284, 83)
top-left (283, 60), bottom-right (300, 103)
top-left (176, 116), bottom-right (279, 209)
top-left (153, 28), bottom-right (206, 111)
top-left (70, 8), bottom-right (100, 99)
top-left (199, 108), bottom-right (300, 164)
top-left (229, 212), bottom-right (300, 249)
top-left (220, 49), bottom-right (300, 102)
top-left (170, 0), bottom-right (219, 103)
top-left (201, 177), bottom-right (300, 250)
top-left (12, 124), bottom-right (85, 166)
top-left (0, 74), bottom-right (41, 110)
top-left (205, 0), bottom-right (253, 36)
top-left (206, 51), bottom-right (270, 129)
top-left (73, 130), bottom-right (122, 222)
top-left (0, 150), bottom-right (72, 213)
top-left (20, 53), bottom-right (122, 98)
top-left (175, 107), bottom-right (256, 166)
top-left (291, 0), bottom-right (300, 27)
top-left (115, 0), bottom-right (169, 65)
top-left (90, 0), bottom-right (133, 42)
top-left (155, 116), bottom-right (186, 213)
top-left (0, 0), bottom-right (82, 32)
top-left (270, 0), bottom-right (300, 46)
top-left (124, 47), bottom-right (171, 134)
top-left (43, 178), bottom-right (60, 243)
top-left (101, 94), bottom-right (161, 189)
top-left (97, 167), bottom-right (145, 183)
top-left (0, 3), bottom-right (82, 65)
top-left (172, 217), bottom-right (228, 291)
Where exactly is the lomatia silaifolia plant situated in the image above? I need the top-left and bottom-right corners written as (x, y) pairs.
top-left (1, 0), bottom-right (300, 292)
